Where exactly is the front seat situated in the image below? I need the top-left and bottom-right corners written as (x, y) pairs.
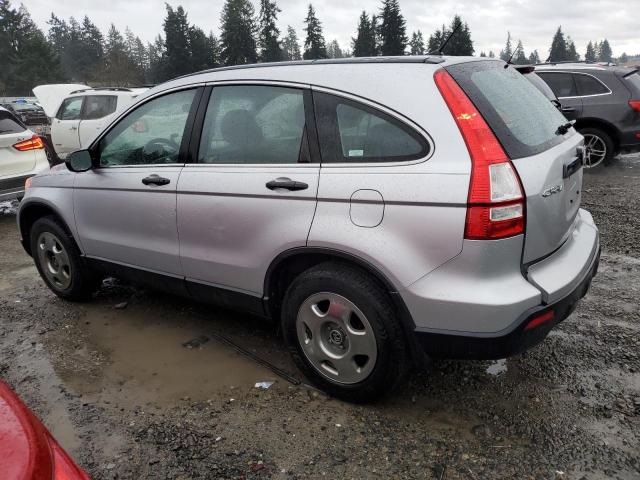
top-left (219, 109), bottom-right (264, 163)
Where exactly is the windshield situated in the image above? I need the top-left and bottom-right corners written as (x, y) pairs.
top-left (446, 61), bottom-right (570, 159)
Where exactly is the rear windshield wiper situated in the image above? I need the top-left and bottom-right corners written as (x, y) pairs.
top-left (556, 120), bottom-right (575, 135)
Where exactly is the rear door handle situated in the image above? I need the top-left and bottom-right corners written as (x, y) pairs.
top-left (142, 174), bottom-right (171, 186)
top-left (266, 177), bottom-right (308, 191)
top-left (561, 106), bottom-right (576, 112)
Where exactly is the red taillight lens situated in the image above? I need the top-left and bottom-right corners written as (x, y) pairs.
top-left (434, 69), bottom-right (525, 240)
top-left (629, 100), bottom-right (640, 112)
top-left (524, 310), bottom-right (555, 331)
top-left (13, 134), bottom-right (45, 151)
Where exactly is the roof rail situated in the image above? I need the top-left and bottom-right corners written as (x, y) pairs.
top-left (69, 87), bottom-right (134, 94)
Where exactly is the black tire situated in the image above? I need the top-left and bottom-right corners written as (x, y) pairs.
top-left (578, 127), bottom-right (615, 168)
top-left (281, 262), bottom-right (410, 403)
top-left (30, 215), bottom-right (100, 301)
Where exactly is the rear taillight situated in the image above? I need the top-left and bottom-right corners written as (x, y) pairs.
top-left (524, 310), bottom-right (555, 331)
top-left (49, 435), bottom-right (91, 479)
top-left (434, 69), bottom-right (525, 240)
top-left (13, 134), bottom-right (45, 151)
top-left (629, 100), bottom-right (640, 112)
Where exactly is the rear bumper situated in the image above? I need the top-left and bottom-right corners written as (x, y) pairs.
top-left (414, 243), bottom-right (599, 360)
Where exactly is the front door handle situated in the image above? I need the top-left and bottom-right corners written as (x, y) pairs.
top-left (266, 177), bottom-right (308, 191)
top-left (142, 174), bottom-right (170, 186)
top-left (561, 106), bottom-right (576, 112)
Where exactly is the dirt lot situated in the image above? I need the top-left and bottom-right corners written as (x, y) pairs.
top-left (1, 156), bottom-right (639, 479)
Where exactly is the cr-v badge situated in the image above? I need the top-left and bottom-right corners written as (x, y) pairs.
top-left (542, 184), bottom-right (564, 197)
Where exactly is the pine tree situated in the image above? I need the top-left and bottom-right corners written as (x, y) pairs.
top-left (147, 35), bottom-right (166, 83)
top-left (352, 11), bottom-right (376, 57)
top-left (598, 39), bottom-right (612, 63)
top-left (619, 52), bottom-right (629, 64)
top-left (528, 49), bottom-right (540, 64)
top-left (444, 15), bottom-right (473, 56)
top-left (303, 4), bottom-right (327, 59)
top-left (281, 25), bottom-right (301, 60)
top-left (378, 0), bottom-right (407, 56)
top-left (327, 40), bottom-right (344, 59)
top-left (427, 24), bottom-right (446, 53)
top-left (409, 30), bottom-right (424, 55)
top-left (566, 37), bottom-right (579, 61)
top-left (585, 41), bottom-right (596, 62)
top-left (479, 51), bottom-right (486, 57)
top-left (549, 26), bottom-right (568, 62)
top-left (190, 26), bottom-right (214, 71)
top-left (220, 0), bottom-right (258, 65)
top-left (499, 32), bottom-right (513, 61)
top-left (163, 5), bottom-right (191, 78)
top-left (78, 16), bottom-right (105, 82)
top-left (258, 0), bottom-right (282, 62)
top-left (488, 50), bottom-right (495, 58)
top-left (102, 24), bottom-right (142, 85)
top-left (513, 40), bottom-right (527, 64)
top-left (208, 32), bottom-right (222, 67)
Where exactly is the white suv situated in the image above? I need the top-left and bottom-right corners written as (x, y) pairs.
top-left (18, 57), bottom-right (599, 401)
top-left (0, 107), bottom-right (49, 201)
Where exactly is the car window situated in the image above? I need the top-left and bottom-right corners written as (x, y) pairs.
top-left (447, 61), bottom-right (568, 159)
top-left (83, 95), bottom-right (118, 120)
top-left (537, 72), bottom-right (577, 98)
top-left (98, 89), bottom-right (196, 167)
top-left (523, 72), bottom-right (557, 101)
top-left (198, 85), bottom-right (306, 164)
top-left (57, 97), bottom-right (83, 120)
top-left (314, 92), bottom-right (428, 163)
top-left (0, 112), bottom-right (26, 134)
top-left (574, 74), bottom-right (609, 96)
top-left (624, 72), bottom-right (640, 92)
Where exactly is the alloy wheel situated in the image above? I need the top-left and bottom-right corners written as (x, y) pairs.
top-left (582, 133), bottom-right (607, 168)
top-left (36, 232), bottom-right (72, 290)
top-left (296, 292), bottom-right (377, 384)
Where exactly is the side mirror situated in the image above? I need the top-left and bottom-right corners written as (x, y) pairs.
top-left (65, 150), bottom-right (93, 172)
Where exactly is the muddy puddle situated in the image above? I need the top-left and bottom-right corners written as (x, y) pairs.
top-left (47, 301), bottom-right (284, 409)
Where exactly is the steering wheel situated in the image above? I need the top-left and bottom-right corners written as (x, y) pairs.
top-left (142, 137), bottom-right (179, 160)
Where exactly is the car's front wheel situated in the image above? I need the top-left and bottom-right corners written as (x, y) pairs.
top-left (30, 216), bottom-right (100, 301)
top-left (281, 262), bottom-right (410, 402)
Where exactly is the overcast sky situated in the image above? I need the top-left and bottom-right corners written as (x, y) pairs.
top-left (20, 0), bottom-right (640, 58)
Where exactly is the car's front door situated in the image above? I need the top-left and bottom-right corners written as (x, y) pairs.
top-left (537, 71), bottom-right (583, 120)
top-left (74, 87), bottom-right (201, 277)
top-left (177, 84), bottom-right (320, 297)
top-left (51, 96), bottom-right (83, 158)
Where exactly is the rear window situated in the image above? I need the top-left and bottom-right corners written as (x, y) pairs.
top-left (624, 72), bottom-right (640, 93)
top-left (83, 95), bottom-right (118, 120)
top-left (0, 112), bottom-right (26, 134)
top-left (447, 61), bottom-right (569, 159)
top-left (574, 74), bottom-right (609, 96)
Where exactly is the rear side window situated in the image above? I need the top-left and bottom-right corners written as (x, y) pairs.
top-left (314, 92), bottom-right (428, 163)
top-left (0, 112), bottom-right (26, 134)
top-left (447, 61), bottom-right (568, 159)
top-left (198, 85), bottom-right (307, 164)
top-left (57, 97), bottom-right (83, 120)
top-left (83, 95), bottom-right (117, 120)
top-left (537, 72), bottom-right (577, 98)
top-left (574, 74), bottom-right (609, 96)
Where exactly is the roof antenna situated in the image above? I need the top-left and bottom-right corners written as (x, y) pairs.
top-left (429, 22), bottom-right (462, 55)
top-left (505, 43), bottom-right (522, 68)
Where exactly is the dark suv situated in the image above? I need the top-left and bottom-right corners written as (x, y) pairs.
top-left (536, 62), bottom-right (640, 167)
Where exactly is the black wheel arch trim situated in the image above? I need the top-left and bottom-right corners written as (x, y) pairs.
top-left (17, 200), bottom-right (78, 256)
top-left (263, 247), bottom-right (429, 369)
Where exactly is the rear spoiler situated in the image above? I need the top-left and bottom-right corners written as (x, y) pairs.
top-left (514, 65), bottom-right (535, 74)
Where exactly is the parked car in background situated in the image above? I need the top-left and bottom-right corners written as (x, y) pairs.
top-left (516, 65), bottom-right (562, 110)
top-left (33, 85), bottom-right (147, 160)
top-left (536, 62), bottom-right (640, 167)
top-left (18, 57), bottom-right (599, 402)
top-left (0, 107), bottom-right (49, 201)
top-left (0, 380), bottom-right (89, 480)
top-left (0, 100), bottom-right (50, 136)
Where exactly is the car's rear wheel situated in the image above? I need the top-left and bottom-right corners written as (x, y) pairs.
top-left (30, 216), bottom-right (100, 301)
top-left (281, 262), bottom-right (409, 402)
top-left (579, 127), bottom-right (614, 168)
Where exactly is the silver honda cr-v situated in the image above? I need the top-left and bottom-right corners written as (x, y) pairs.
top-left (17, 56), bottom-right (600, 402)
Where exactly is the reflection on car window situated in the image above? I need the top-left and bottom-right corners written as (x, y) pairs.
top-left (336, 103), bottom-right (423, 159)
top-left (198, 85), bottom-right (305, 164)
top-left (0, 112), bottom-right (26, 134)
top-left (83, 95), bottom-right (117, 120)
top-left (98, 89), bottom-right (195, 167)
top-left (57, 97), bottom-right (83, 120)
top-left (537, 72), bottom-right (576, 98)
top-left (574, 74), bottom-right (609, 96)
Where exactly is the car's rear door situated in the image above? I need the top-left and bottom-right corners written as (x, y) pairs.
top-left (536, 71), bottom-right (583, 120)
top-left (177, 83), bottom-right (319, 298)
top-left (447, 61), bottom-right (584, 263)
top-left (74, 87), bottom-right (201, 277)
top-left (78, 95), bottom-right (118, 148)
top-left (51, 96), bottom-right (83, 158)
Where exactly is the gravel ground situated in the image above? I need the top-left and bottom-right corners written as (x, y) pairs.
top-left (0, 156), bottom-right (639, 479)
